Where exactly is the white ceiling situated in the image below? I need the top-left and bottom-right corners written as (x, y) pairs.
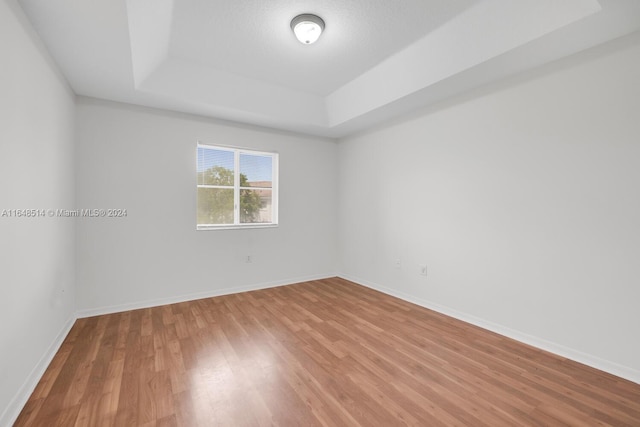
top-left (17, 0), bottom-right (640, 138)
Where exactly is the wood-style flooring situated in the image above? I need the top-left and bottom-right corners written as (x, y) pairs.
top-left (15, 277), bottom-right (640, 426)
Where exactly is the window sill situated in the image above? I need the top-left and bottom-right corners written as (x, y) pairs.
top-left (197, 224), bottom-right (278, 231)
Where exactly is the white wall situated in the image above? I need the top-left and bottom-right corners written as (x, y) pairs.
top-left (0, 0), bottom-right (77, 424)
top-left (75, 98), bottom-right (338, 314)
top-left (338, 32), bottom-right (640, 382)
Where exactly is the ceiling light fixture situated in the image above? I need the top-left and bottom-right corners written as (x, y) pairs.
top-left (291, 14), bottom-right (325, 44)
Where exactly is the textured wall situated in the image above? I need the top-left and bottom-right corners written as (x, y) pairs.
top-left (338, 33), bottom-right (640, 382)
top-left (75, 98), bottom-right (338, 314)
top-left (0, 0), bottom-right (76, 423)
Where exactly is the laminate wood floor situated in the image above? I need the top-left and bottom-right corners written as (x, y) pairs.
top-left (15, 277), bottom-right (640, 426)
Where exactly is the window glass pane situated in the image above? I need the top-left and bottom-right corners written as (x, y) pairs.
top-left (240, 189), bottom-right (272, 224)
top-left (197, 144), bottom-right (277, 229)
top-left (197, 188), bottom-right (234, 225)
top-left (198, 147), bottom-right (234, 186)
top-left (240, 153), bottom-right (272, 188)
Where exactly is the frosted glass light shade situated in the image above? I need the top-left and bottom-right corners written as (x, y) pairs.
top-left (291, 14), bottom-right (325, 44)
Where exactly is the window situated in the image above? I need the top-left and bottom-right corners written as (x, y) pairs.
top-left (197, 143), bottom-right (278, 230)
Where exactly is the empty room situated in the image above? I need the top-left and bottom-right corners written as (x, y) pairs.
top-left (2, 0), bottom-right (640, 425)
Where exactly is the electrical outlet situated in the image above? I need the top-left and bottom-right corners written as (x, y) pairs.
top-left (246, 255), bottom-right (252, 263)
top-left (394, 259), bottom-right (401, 269)
top-left (420, 265), bottom-right (427, 276)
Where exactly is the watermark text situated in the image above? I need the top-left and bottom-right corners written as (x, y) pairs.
top-left (1, 208), bottom-right (127, 218)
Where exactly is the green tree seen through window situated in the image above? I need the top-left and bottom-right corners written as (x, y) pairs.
top-left (197, 166), bottom-right (262, 225)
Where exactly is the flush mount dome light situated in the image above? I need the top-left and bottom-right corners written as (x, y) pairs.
top-left (291, 14), bottom-right (325, 44)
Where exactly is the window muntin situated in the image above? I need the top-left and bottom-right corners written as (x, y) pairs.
top-left (197, 144), bottom-right (278, 229)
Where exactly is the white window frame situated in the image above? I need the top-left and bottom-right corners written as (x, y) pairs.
top-left (197, 143), bottom-right (278, 230)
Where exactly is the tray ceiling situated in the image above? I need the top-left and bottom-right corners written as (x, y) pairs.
top-left (18, 0), bottom-right (640, 137)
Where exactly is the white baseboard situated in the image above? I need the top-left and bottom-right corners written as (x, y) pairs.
top-left (0, 315), bottom-right (76, 427)
top-left (339, 273), bottom-right (640, 385)
top-left (76, 273), bottom-right (337, 318)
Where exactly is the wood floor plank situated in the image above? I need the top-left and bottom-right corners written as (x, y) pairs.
top-left (13, 277), bottom-right (640, 426)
